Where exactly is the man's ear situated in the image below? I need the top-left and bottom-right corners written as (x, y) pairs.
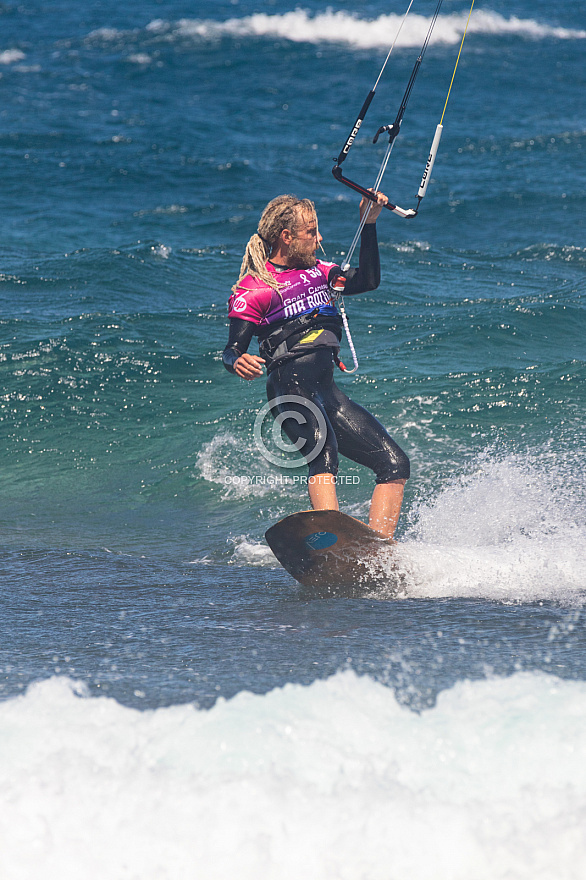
top-left (280, 228), bottom-right (293, 246)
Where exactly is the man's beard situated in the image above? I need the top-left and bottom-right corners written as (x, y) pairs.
top-left (288, 239), bottom-right (317, 269)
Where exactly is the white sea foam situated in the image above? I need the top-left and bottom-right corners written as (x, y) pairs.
top-left (127, 53), bottom-right (153, 65)
top-left (231, 534), bottom-right (276, 566)
top-left (0, 49), bottom-right (26, 64)
top-left (391, 452), bottom-right (586, 603)
top-left (1, 670), bottom-right (585, 879)
top-left (86, 26), bottom-right (124, 41)
top-left (174, 9), bottom-right (586, 49)
top-left (196, 431), bottom-right (308, 501)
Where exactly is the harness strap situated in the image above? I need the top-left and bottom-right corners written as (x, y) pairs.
top-left (258, 312), bottom-right (343, 372)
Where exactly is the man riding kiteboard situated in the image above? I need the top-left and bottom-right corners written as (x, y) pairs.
top-left (222, 192), bottom-right (409, 539)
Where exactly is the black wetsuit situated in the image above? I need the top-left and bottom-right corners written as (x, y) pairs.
top-left (223, 226), bottom-right (410, 483)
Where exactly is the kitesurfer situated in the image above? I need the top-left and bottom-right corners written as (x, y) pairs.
top-left (222, 193), bottom-right (410, 538)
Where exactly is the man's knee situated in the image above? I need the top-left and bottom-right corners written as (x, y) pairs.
top-left (375, 450), bottom-right (410, 484)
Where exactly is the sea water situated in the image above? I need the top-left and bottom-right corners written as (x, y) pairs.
top-left (0, 1), bottom-right (585, 877)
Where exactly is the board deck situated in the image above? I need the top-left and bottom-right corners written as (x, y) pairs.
top-left (265, 509), bottom-right (398, 597)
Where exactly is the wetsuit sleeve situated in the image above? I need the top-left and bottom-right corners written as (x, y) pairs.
top-left (340, 224), bottom-right (380, 295)
top-left (222, 318), bottom-right (257, 374)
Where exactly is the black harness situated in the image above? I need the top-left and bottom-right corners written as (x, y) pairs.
top-left (258, 310), bottom-right (344, 373)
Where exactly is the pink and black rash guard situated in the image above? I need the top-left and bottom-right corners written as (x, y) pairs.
top-left (228, 259), bottom-right (338, 326)
top-left (222, 223), bottom-right (381, 374)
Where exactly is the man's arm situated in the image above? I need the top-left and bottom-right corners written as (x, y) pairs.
top-left (331, 191), bottom-right (387, 296)
top-left (222, 318), bottom-right (265, 379)
top-left (341, 224), bottom-right (380, 295)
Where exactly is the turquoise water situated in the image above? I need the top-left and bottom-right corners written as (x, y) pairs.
top-left (1, 2), bottom-right (585, 876)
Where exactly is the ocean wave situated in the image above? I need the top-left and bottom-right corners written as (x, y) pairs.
top-left (1, 670), bottom-right (586, 878)
top-left (174, 9), bottom-right (586, 49)
top-left (513, 243), bottom-right (586, 264)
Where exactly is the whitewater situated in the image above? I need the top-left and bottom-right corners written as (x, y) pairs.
top-left (0, 0), bottom-right (585, 877)
top-left (1, 671), bottom-right (586, 880)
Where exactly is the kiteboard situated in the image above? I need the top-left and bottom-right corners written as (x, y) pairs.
top-left (265, 509), bottom-right (399, 598)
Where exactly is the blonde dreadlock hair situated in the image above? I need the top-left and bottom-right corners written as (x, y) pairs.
top-left (232, 195), bottom-right (318, 295)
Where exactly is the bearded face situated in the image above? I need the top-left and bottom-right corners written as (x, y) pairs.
top-left (288, 211), bottom-right (321, 269)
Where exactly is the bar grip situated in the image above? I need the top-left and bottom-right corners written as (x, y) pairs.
top-left (417, 123), bottom-right (443, 199)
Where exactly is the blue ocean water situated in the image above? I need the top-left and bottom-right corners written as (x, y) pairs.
top-left (1, 1), bottom-right (585, 876)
